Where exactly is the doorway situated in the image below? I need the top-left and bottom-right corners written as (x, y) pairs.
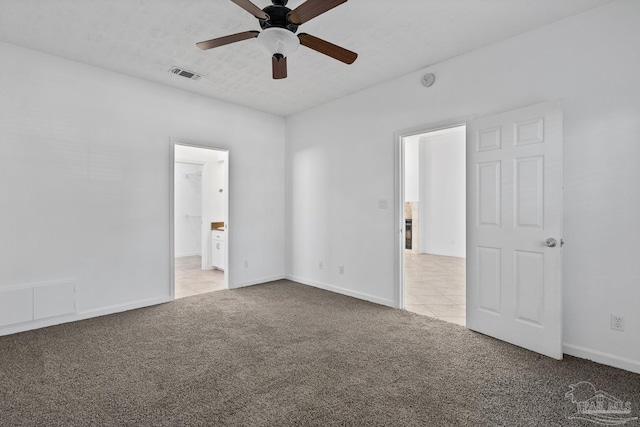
top-left (401, 125), bottom-right (466, 325)
top-left (172, 143), bottom-right (229, 299)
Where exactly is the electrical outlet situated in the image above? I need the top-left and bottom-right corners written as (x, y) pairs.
top-left (611, 314), bottom-right (625, 331)
top-left (339, 265), bottom-right (344, 275)
top-left (318, 261), bottom-right (324, 270)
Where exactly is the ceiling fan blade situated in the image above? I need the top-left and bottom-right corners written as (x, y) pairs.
top-left (298, 33), bottom-right (357, 64)
top-left (272, 54), bottom-right (287, 79)
top-left (288, 0), bottom-right (347, 25)
top-left (230, 0), bottom-right (269, 20)
top-left (196, 31), bottom-right (260, 50)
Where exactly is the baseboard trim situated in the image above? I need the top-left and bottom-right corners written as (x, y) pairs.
top-left (230, 275), bottom-right (286, 290)
top-left (419, 251), bottom-right (465, 259)
top-left (0, 295), bottom-right (172, 337)
top-left (286, 275), bottom-right (395, 308)
top-left (563, 343), bottom-right (640, 374)
top-left (175, 252), bottom-right (200, 258)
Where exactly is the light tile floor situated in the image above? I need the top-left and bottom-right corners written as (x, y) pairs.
top-left (175, 256), bottom-right (225, 299)
top-left (405, 252), bottom-right (466, 326)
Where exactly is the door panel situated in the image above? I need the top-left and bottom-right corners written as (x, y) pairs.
top-left (514, 250), bottom-right (544, 325)
top-left (467, 101), bottom-right (563, 359)
top-left (515, 156), bottom-right (544, 229)
top-left (478, 246), bottom-right (501, 313)
top-left (477, 162), bottom-right (501, 227)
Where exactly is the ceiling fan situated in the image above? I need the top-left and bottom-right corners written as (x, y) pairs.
top-left (196, 0), bottom-right (358, 79)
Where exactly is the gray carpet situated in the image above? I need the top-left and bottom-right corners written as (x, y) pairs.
top-left (0, 280), bottom-right (638, 426)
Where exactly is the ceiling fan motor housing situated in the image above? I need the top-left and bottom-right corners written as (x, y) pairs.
top-left (260, 3), bottom-right (299, 33)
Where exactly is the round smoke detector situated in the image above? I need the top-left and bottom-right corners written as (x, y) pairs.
top-left (422, 73), bottom-right (436, 87)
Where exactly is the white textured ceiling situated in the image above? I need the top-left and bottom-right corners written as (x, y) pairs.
top-left (0, 0), bottom-right (613, 116)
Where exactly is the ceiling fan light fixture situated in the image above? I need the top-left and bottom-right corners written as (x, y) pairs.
top-left (258, 27), bottom-right (299, 57)
top-left (196, 0), bottom-right (357, 80)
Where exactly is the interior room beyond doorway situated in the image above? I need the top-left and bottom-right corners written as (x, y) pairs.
top-left (403, 125), bottom-right (466, 325)
top-left (174, 144), bottom-right (228, 299)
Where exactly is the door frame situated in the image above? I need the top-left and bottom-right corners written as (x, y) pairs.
top-left (169, 138), bottom-right (230, 299)
top-left (394, 117), bottom-right (473, 309)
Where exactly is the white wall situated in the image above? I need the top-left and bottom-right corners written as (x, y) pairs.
top-left (285, 0), bottom-right (640, 373)
top-left (174, 162), bottom-right (203, 257)
top-left (403, 135), bottom-right (420, 203)
top-left (419, 128), bottom-right (466, 258)
top-left (0, 41), bottom-right (285, 334)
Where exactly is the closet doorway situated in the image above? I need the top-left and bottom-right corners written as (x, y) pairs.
top-left (402, 125), bottom-right (466, 325)
top-left (172, 143), bottom-right (229, 299)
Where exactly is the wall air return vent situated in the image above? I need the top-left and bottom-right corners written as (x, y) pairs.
top-left (169, 66), bottom-right (203, 81)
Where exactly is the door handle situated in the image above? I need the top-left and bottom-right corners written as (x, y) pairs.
top-left (544, 238), bottom-right (557, 248)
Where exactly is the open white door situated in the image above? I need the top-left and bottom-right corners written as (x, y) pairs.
top-left (466, 101), bottom-right (563, 359)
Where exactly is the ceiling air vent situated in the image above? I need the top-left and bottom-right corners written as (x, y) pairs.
top-left (169, 66), bottom-right (203, 81)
